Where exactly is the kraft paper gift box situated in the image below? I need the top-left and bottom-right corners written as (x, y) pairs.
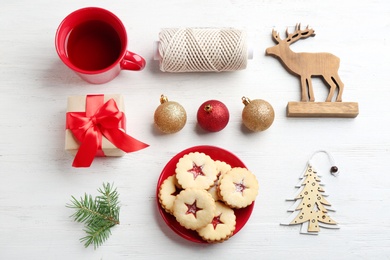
top-left (65, 94), bottom-right (148, 167)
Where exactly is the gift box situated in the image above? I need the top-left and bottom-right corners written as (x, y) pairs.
top-left (65, 94), bottom-right (149, 167)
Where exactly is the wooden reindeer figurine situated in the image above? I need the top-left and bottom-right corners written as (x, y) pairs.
top-left (266, 24), bottom-right (358, 118)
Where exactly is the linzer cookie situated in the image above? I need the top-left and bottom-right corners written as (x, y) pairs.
top-left (158, 175), bottom-right (182, 214)
top-left (207, 160), bottom-right (232, 201)
top-left (173, 188), bottom-right (216, 230)
top-left (218, 167), bottom-right (259, 208)
top-left (197, 201), bottom-right (236, 243)
top-left (175, 152), bottom-right (218, 190)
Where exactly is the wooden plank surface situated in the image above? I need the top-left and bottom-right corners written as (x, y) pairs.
top-left (0, 0), bottom-right (389, 259)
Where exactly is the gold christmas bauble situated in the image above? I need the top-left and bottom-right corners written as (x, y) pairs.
top-left (242, 97), bottom-right (274, 132)
top-left (154, 95), bottom-right (187, 134)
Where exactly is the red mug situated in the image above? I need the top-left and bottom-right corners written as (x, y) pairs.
top-left (55, 7), bottom-right (145, 84)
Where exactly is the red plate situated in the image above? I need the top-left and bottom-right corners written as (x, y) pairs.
top-left (156, 145), bottom-right (254, 243)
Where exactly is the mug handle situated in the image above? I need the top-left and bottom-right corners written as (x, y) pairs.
top-left (121, 51), bottom-right (146, 71)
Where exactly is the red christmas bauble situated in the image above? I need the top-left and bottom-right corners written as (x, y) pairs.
top-left (197, 100), bottom-right (229, 132)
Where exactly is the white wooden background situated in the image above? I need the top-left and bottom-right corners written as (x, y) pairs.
top-left (1, 0), bottom-right (389, 259)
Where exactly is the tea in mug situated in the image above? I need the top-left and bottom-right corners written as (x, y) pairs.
top-left (66, 20), bottom-right (122, 71)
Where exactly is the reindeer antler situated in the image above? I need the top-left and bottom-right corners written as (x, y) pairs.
top-left (285, 23), bottom-right (315, 44)
top-left (271, 29), bottom-right (281, 43)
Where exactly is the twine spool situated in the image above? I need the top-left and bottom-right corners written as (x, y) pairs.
top-left (155, 28), bottom-right (251, 72)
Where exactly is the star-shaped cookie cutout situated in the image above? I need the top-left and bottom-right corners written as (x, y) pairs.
top-left (185, 201), bottom-right (202, 218)
top-left (211, 214), bottom-right (223, 229)
top-left (234, 180), bottom-right (246, 195)
top-left (187, 162), bottom-right (205, 179)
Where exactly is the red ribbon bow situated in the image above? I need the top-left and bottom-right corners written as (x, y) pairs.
top-left (66, 95), bottom-right (149, 167)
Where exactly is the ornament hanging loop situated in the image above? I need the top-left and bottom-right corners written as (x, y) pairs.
top-left (242, 96), bottom-right (251, 106)
top-left (160, 94), bottom-right (169, 104)
top-left (308, 150), bottom-right (339, 176)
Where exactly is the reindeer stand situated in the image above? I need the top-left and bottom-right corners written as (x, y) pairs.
top-left (266, 24), bottom-right (358, 118)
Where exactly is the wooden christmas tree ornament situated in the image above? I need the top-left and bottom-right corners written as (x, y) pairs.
top-left (266, 24), bottom-right (359, 118)
top-left (281, 150), bottom-right (340, 234)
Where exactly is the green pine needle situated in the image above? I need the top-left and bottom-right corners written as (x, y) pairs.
top-left (67, 183), bottom-right (120, 249)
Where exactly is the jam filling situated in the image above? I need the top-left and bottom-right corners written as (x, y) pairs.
top-left (185, 201), bottom-right (202, 218)
top-left (187, 162), bottom-right (205, 180)
top-left (171, 186), bottom-right (183, 196)
top-left (234, 180), bottom-right (246, 194)
top-left (211, 214), bottom-right (223, 229)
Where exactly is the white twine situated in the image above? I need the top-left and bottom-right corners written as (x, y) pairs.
top-left (158, 27), bottom-right (248, 72)
top-left (308, 150), bottom-right (340, 176)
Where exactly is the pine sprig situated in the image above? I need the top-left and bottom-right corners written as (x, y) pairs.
top-left (67, 183), bottom-right (120, 249)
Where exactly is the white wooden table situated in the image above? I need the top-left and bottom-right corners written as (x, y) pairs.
top-left (1, 0), bottom-right (389, 259)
